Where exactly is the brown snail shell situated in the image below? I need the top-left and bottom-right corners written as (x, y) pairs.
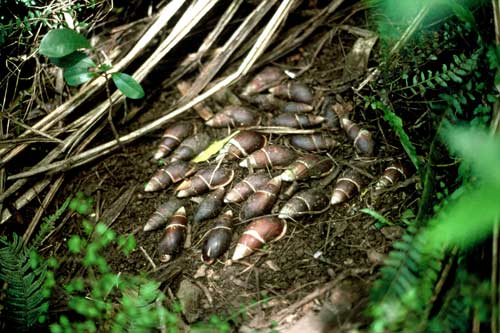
top-left (321, 96), bottom-right (340, 131)
top-left (193, 187), bottom-right (225, 224)
top-left (269, 82), bottom-right (314, 104)
top-left (374, 161), bottom-right (412, 190)
top-left (283, 102), bottom-right (314, 113)
top-left (158, 207), bottom-right (188, 262)
top-left (170, 132), bottom-right (211, 162)
top-left (224, 173), bottom-right (270, 203)
top-left (289, 134), bottom-right (339, 152)
top-left (232, 216), bottom-right (287, 260)
top-left (144, 160), bottom-right (197, 192)
top-left (330, 169), bottom-right (364, 205)
top-left (153, 122), bottom-right (194, 160)
top-left (241, 66), bottom-right (286, 96)
top-left (240, 176), bottom-right (281, 220)
top-left (280, 155), bottom-right (334, 182)
top-left (239, 145), bottom-right (296, 169)
top-left (340, 118), bottom-right (374, 157)
top-left (247, 94), bottom-right (287, 110)
top-left (278, 189), bottom-right (330, 219)
top-left (216, 131), bottom-right (267, 161)
top-left (143, 198), bottom-right (183, 232)
top-left (271, 113), bottom-right (324, 128)
top-left (205, 105), bottom-right (260, 128)
top-left (176, 166), bottom-right (234, 198)
top-left (201, 210), bottom-right (234, 264)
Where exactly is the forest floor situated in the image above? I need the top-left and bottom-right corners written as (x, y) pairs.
top-left (7, 2), bottom-right (425, 332)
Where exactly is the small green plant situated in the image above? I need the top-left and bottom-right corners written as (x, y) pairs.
top-left (0, 198), bottom-right (69, 332)
top-left (48, 193), bottom-right (183, 333)
top-left (38, 28), bottom-right (144, 99)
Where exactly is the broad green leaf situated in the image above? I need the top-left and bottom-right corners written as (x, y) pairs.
top-left (39, 28), bottom-right (91, 58)
top-left (111, 72), bottom-right (145, 99)
top-left (192, 131), bottom-right (240, 163)
top-left (64, 66), bottom-right (97, 86)
top-left (425, 126), bottom-right (500, 250)
top-left (49, 51), bottom-right (95, 68)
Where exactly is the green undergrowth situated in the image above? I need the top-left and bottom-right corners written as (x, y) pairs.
top-left (365, 0), bottom-right (500, 332)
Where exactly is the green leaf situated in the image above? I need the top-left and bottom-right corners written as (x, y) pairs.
top-left (111, 72), bottom-right (144, 99)
top-left (39, 28), bottom-right (91, 58)
top-left (49, 51), bottom-right (95, 69)
top-left (64, 66), bottom-right (97, 86)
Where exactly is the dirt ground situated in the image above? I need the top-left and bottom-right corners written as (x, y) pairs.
top-left (22, 4), bottom-right (424, 332)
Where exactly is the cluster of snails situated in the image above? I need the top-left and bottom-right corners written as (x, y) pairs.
top-left (142, 66), bottom-right (413, 264)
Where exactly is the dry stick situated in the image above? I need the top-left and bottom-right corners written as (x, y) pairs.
top-left (65, 0), bottom-right (220, 155)
top-left (160, 0), bottom-right (244, 94)
top-left (3, 113), bottom-right (64, 144)
top-left (7, 0), bottom-right (297, 180)
top-left (179, 0), bottom-right (277, 103)
top-left (22, 175), bottom-right (64, 243)
top-left (1, 178), bottom-right (52, 224)
top-left (257, 0), bottom-right (345, 67)
top-left (177, 81), bottom-right (214, 120)
top-left (180, 0), bottom-right (244, 66)
top-left (0, 0), bottom-right (186, 163)
top-left (125, 0), bottom-right (245, 123)
top-left (3, 0), bottom-right (218, 190)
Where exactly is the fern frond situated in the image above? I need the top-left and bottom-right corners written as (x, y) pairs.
top-left (30, 197), bottom-right (70, 249)
top-left (0, 234), bottom-right (48, 331)
top-left (399, 49), bottom-right (481, 97)
top-left (369, 226), bottom-right (445, 333)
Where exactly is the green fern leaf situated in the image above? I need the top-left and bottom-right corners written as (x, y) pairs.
top-left (0, 234), bottom-right (49, 331)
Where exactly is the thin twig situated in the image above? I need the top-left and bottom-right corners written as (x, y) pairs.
top-left (140, 246), bottom-right (157, 271)
top-left (22, 175), bottom-right (65, 244)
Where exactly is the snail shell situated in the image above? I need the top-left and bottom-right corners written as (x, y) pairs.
top-left (144, 161), bottom-right (197, 192)
top-left (278, 189), bottom-right (330, 219)
top-left (289, 134), bottom-right (339, 152)
top-left (193, 187), bottom-right (225, 224)
top-left (158, 207), bottom-right (188, 262)
top-left (330, 169), bottom-right (364, 205)
top-left (240, 176), bottom-right (282, 220)
top-left (201, 210), bottom-right (234, 264)
top-left (170, 132), bottom-right (211, 162)
top-left (239, 145), bottom-right (296, 169)
top-left (205, 105), bottom-right (260, 128)
top-left (280, 155), bottom-right (334, 182)
top-left (153, 122), bottom-right (194, 160)
top-left (216, 131), bottom-right (267, 161)
top-left (232, 217), bottom-right (287, 260)
top-left (224, 173), bottom-right (270, 204)
top-left (374, 161), bottom-right (412, 190)
top-left (241, 66), bottom-right (286, 96)
top-left (269, 82), bottom-right (314, 104)
top-left (340, 118), bottom-right (374, 157)
top-left (143, 198), bottom-right (183, 232)
top-left (271, 113), bottom-right (324, 129)
top-left (176, 166), bottom-right (234, 198)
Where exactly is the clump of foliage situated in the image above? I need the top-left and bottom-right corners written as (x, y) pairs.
top-left (0, 198), bottom-right (69, 332)
top-left (38, 28), bottom-right (144, 99)
top-left (365, 0), bottom-right (500, 332)
top-left (47, 193), bottom-right (180, 333)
